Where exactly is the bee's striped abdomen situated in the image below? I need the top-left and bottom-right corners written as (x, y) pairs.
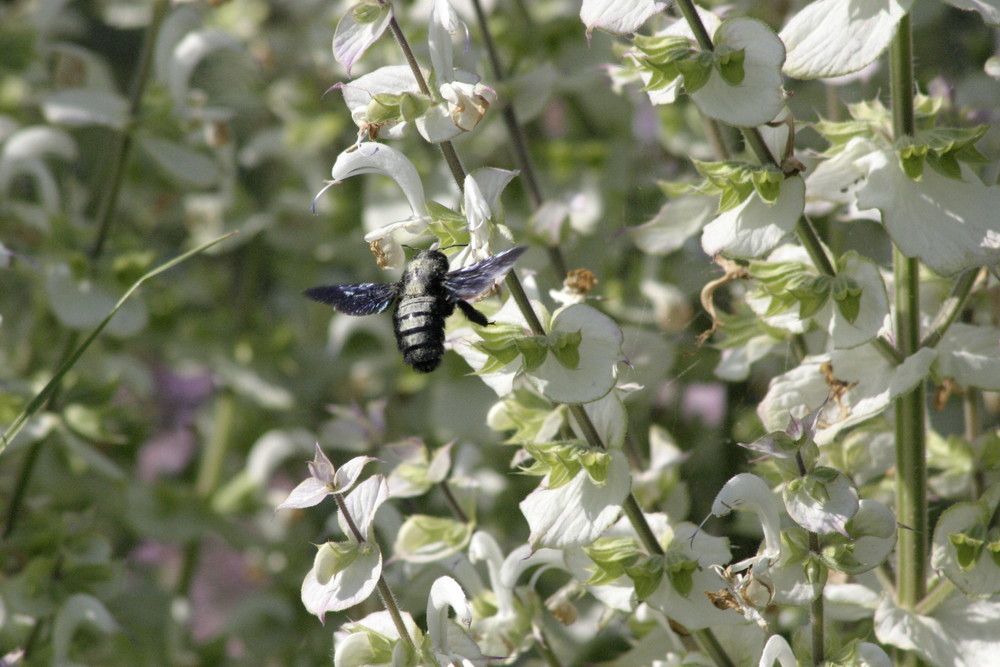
top-left (393, 295), bottom-right (447, 372)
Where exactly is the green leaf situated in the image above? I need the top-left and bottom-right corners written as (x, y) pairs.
top-left (625, 555), bottom-right (666, 601)
top-left (352, 0), bottom-right (387, 23)
top-left (677, 55), bottom-right (712, 94)
top-left (896, 139), bottom-right (928, 180)
top-left (632, 35), bottom-right (694, 62)
top-left (394, 515), bottom-right (474, 562)
top-left (473, 339), bottom-right (521, 375)
top-left (316, 541), bottom-right (363, 582)
top-left (366, 93), bottom-right (401, 124)
top-left (987, 540), bottom-right (1000, 569)
top-left (584, 537), bottom-right (640, 585)
top-left (715, 45), bottom-right (746, 86)
top-left (831, 274), bottom-right (862, 323)
top-left (751, 168), bottom-right (784, 204)
top-left (665, 553), bottom-right (698, 596)
top-left (515, 336), bottom-right (549, 372)
top-left (949, 528), bottom-right (985, 570)
top-left (549, 330), bottom-right (582, 369)
top-left (398, 92), bottom-right (432, 121)
top-left (812, 119), bottom-right (875, 149)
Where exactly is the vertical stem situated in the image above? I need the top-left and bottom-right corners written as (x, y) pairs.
top-left (889, 16), bottom-right (926, 667)
top-left (333, 492), bottom-right (418, 654)
top-left (195, 390), bottom-right (236, 498)
top-left (467, 0), bottom-right (568, 278)
top-left (89, 0), bottom-right (169, 262)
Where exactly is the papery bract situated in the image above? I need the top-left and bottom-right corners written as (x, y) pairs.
top-left (783, 467), bottom-right (859, 536)
top-left (689, 18), bottom-right (786, 127)
top-left (521, 448), bottom-right (630, 549)
top-left (935, 323), bottom-right (1000, 391)
top-left (758, 346), bottom-right (937, 445)
top-left (855, 149), bottom-right (1000, 276)
top-left (302, 540), bottom-right (382, 621)
top-left (525, 304), bottom-right (626, 404)
top-left (875, 591), bottom-right (1000, 666)
top-left (333, 1), bottom-right (392, 76)
top-left (581, 0), bottom-right (667, 35)
top-left (627, 194), bottom-right (717, 255)
top-left (781, 0), bottom-right (913, 79)
top-left (702, 176), bottom-right (804, 258)
top-left (931, 482), bottom-right (1000, 597)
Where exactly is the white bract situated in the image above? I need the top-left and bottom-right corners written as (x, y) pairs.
top-left (875, 591), bottom-right (1000, 666)
top-left (701, 175), bottom-right (804, 259)
top-left (299, 475), bottom-right (389, 620)
top-left (276, 447), bottom-right (378, 510)
top-left (689, 18), bottom-right (786, 128)
top-left (855, 150), bottom-right (1000, 276)
top-left (758, 346), bottom-right (937, 445)
top-left (930, 482), bottom-right (1000, 597)
top-left (520, 448), bottom-right (631, 549)
top-left (581, 0), bottom-right (667, 35)
top-left (333, 1), bottom-right (392, 76)
top-left (526, 304), bottom-right (626, 405)
top-left (781, 0), bottom-right (914, 79)
top-left (627, 194), bottom-right (717, 255)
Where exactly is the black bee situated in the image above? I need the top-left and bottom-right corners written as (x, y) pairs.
top-left (305, 247), bottom-right (526, 372)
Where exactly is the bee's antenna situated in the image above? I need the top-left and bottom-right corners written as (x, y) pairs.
top-left (437, 243), bottom-right (468, 252)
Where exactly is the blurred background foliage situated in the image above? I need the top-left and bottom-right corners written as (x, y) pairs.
top-left (0, 0), bottom-right (996, 664)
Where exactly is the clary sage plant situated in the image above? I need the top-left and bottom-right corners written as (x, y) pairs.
top-left (1, 0), bottom-right (998, 665)
top-left (272, 1), bottom-right (1000, 666)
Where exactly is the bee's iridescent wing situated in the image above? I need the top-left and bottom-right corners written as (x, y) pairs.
top-left (303, 282), bottom-right (400, 316)
top-left (445, 247), bottom-right (527, 301)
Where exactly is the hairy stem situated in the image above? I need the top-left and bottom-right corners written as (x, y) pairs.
top-left (889, 16), bottom-right (927, 667)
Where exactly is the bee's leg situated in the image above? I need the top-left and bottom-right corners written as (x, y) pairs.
top-left (456, 300), bottom-right (491, 326)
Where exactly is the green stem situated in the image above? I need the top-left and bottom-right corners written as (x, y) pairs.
top-left (691, 627), bottom-right (736, 667)
top-left (195, 389), bottom-right (236, 498)
top-left (333, 491), bottom-right (418, 654)
top-left (920, 268), bottom-right (979, 350)
top-left (439, 480), bottom-right (469, 524)
top-left (89, 0), bottom-right (169, 262)
top-left (467, 0), bottom-right (568, 278)
top-left (808, 534), bottom-right (825, 665)
top-left (890, 21), bottom-right (926, 667)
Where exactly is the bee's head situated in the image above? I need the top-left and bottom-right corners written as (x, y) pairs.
top-left (404, 245), bottom-right (451, 273)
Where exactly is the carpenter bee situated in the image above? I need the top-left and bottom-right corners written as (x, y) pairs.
top-left (305, 246), bottom-right (526, 372)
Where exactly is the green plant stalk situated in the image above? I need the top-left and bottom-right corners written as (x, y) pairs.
top-left (1, 232), bottom-right (237, 455)
top-left (920, 268), bottom-right (979, 350)
top-left (889, 15), bottom-right (927, 666)
top-left (89, 0), bottom-right (169, 262)
top-left (334, 491), bottom-right (419, 654)
top-left (196, 389), bottom-right (236, 498)
top-left (467, 0), bottom-right (568, 279)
